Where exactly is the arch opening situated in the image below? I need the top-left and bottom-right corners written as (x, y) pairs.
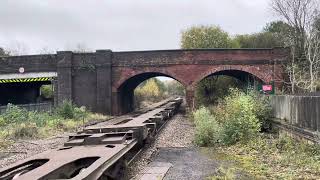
top-left (0, 81), bottom-right (53, 106)
top-left (195, 70), bottom-right (264, 106)
top-left (115, 72), bottom-right (186, 114)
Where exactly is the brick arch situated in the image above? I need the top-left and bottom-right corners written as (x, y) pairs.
top-left (190, 65), bottom-right (272, 89)
top-left (112, 69), bottom-right (189, 115)
top-left (113, 69), bottom-right (188, 92)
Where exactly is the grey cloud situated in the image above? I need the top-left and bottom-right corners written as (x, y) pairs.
top-left (0, 0), bottom-right (276, 54)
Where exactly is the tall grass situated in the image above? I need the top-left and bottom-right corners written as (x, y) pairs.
top-left (0, 101), bottom-right (106, 143)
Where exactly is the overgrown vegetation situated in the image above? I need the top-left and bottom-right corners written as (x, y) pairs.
top-left (207, 134), bottom-right (320, 179)
top-left (193, 107), bottom-right (220, 146)
top-left (0, 101), bottom-right (108, 149)
top-left (193, 89), bottom-right (270, 146)
top-left (192, 88), bottom-right (320, 178)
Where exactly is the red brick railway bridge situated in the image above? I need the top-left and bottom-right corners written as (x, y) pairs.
top-left (0, 48), bottom-right (287, 115)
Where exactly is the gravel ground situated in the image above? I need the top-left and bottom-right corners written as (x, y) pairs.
top-left (0, 135), bottom-right (69, 168)
top-left (128, 105), bottom-right (196, 179)
top-left (0, 116), bottom-right (121, 169)
top-left (0, 115), bottom-right (124, 169)
top-left (0, 99), bottom-right (175, 170)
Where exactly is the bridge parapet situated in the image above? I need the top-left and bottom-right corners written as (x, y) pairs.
top-left (112, 48), bottom-right (288, 67)
top-left (0, 54), bottom-right (57, 74)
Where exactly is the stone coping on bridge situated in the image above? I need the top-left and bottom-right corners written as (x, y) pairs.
top-left (0, 72), bottom-right (57, 80)
top-left (0, 47), bottom-right (288, 57)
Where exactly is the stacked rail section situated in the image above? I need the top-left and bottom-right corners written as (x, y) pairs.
top-left (0, 98), bottom-right (183, 180)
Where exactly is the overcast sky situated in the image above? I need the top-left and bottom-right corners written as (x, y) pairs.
top-left (0, 0), bottom-right (277, 54)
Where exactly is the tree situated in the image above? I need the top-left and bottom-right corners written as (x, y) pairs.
top-left (235, 32), bottom-right (282, 48)
top-left (264, 21), bottom-right (290, 33)
top-left (7, 41), bottom-right (29, 55)
top-left (195, 76), bottom-right (243, 106)
top-left (135, 78), bottom-right (166, 102)
top-left (314, 16), bottom-right (320, 32)
top-left (73, 43), bottom-right (92, 53)
top-left (235, 21), bottom-right (290, 48)
top-left (271, 0), bottom-right (320, 93)
top-left (264, 21), bottom-right (293, 46)
top-left (38, 47), bottom-right (56, 54)
top-left (0, 47), bottom-right (10, 56)
top-left (165, 80), bottom-right (185, 96)
top-left (181, 25), bottom-right (239, 49)
top-left (181, 25), bottom-right (245, 106)
top-left (271, 0), bottom-right (317, 58)
top-left (303, 18), bottom-right (320, 92)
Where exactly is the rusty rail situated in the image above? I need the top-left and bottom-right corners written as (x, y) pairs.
top-left (0, 98), bottom-right (183, 180)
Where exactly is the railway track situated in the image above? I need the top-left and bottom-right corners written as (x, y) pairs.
top-left (0, 98), bottom-right (183, 180)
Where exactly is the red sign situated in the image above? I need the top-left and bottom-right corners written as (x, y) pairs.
top-left (262, 85), bottom-right (273, 91)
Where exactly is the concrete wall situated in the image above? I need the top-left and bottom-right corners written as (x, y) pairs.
top-left (270, 95), bottom-right (320, 132)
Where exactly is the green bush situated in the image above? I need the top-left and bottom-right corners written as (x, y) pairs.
top-left (250, 93), bottom-right (272, 130)
top-left (40, 85), bottom-right (53, 99)
top-left (2, 104), bottom-right (28, 124)
top-left (54, 100), bottom-right (88, 120)
top-left (0, 101), bottom-right (92, 143)
top-left (73, 106), bottom-right (88, 120)
top-left (55, 100), bottom-right (76, 119)
top-left (193, 107), bottom-right (221, 146)
top-left (193, 88), bottom-right (268, 146)
top-left (218, 89), bottom-right (261, 145)
top-left (28, 111), bottom-right (52, 127)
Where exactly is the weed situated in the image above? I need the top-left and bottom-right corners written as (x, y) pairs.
top-left (210, 166), bottom-right (236, 180)
top-left (55, 100), bottom-right (75, 119)
top-left (193, 107), bottom-right (221, 146)
top-left (11, 123), bottom-right (39, 139)
top-left (0, 102), bottom-right (109, 150)
top-left (213, 134), bottom-right (320, 179)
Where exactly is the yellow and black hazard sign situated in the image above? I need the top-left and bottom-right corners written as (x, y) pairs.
top-left (0, 77), bottom-right (54, 83)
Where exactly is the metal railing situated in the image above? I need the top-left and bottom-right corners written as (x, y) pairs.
top-left (0, 102), bottom-right (53, 114)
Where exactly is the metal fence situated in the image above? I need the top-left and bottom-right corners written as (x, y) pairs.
top-left (291, 92), bottom-right (320, 96)
top-left (269, 95), bottom-right (320, 132)
top-left (0, 102), bottom-right (53, 114)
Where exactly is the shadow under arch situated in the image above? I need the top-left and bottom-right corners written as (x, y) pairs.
top-left (191, 67), bottom-right (270, 90)
top-left (113, 72), bottom-right (186, 115)
top-left (190, 69), bottom-right (266, 108)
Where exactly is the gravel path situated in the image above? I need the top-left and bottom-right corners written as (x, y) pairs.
top-left (128, 106), bottom-right (196, 179)
top-left (154, 147), bottom-right (220, 180)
